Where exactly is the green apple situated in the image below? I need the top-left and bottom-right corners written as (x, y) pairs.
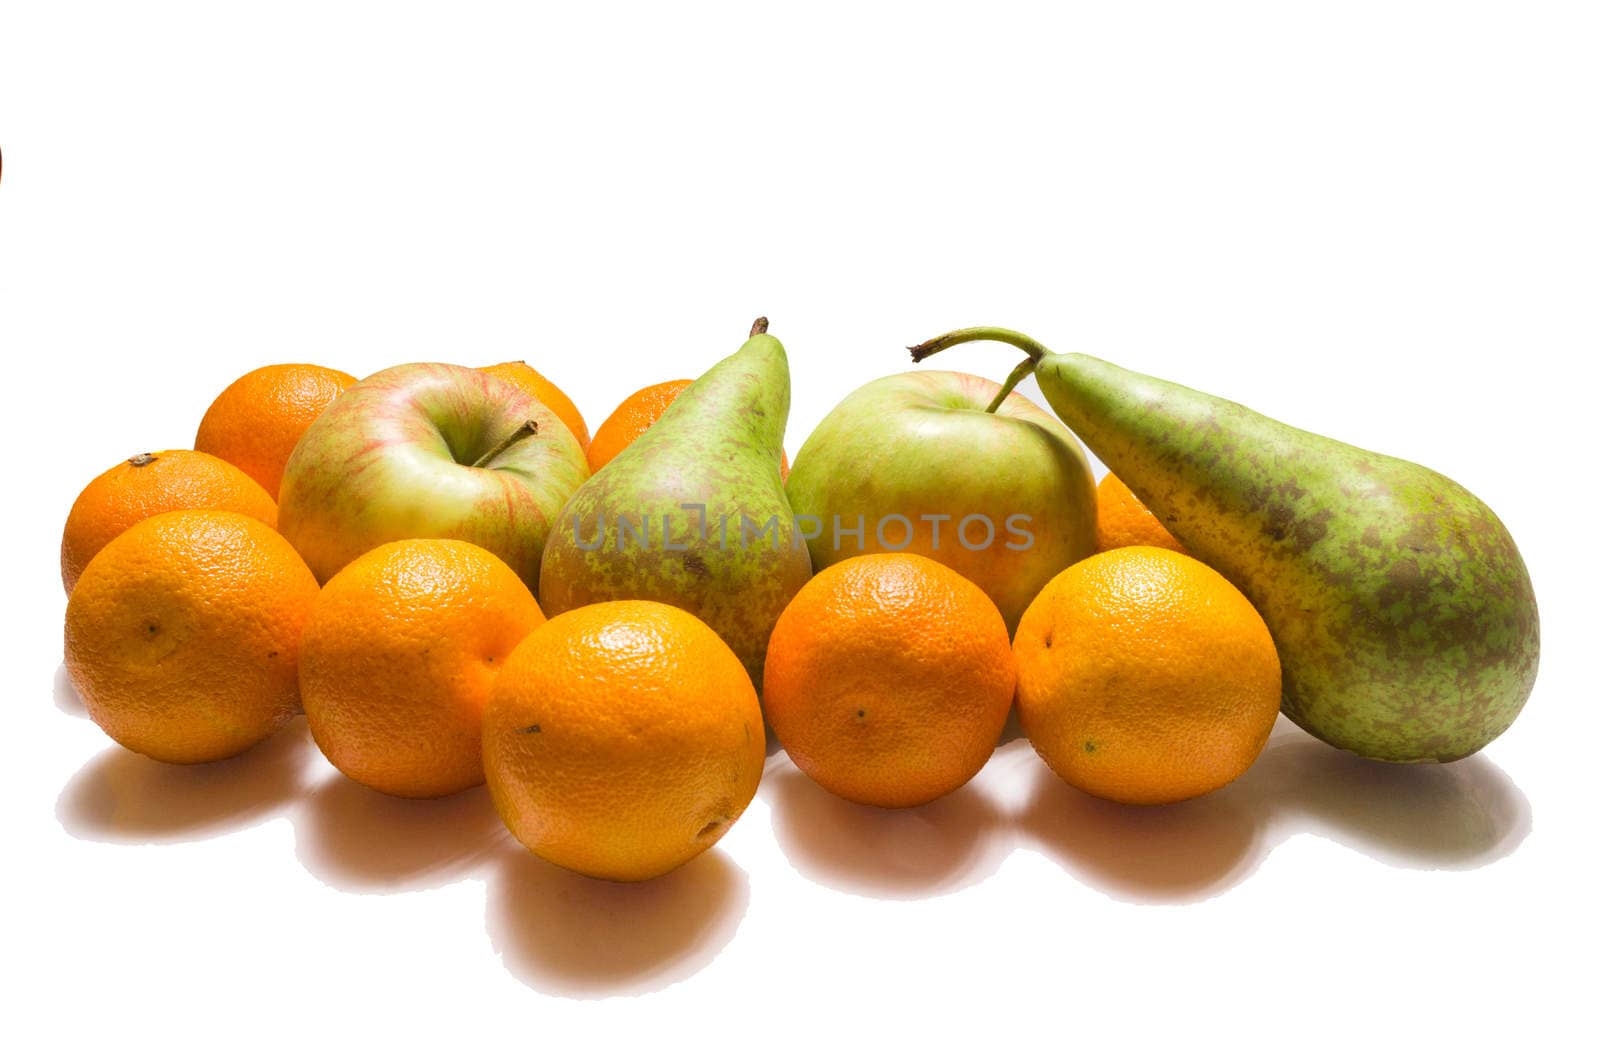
top-left (278, 362), bottom-right (589, 589)
top-left (786, 370), bottom-right (1096, 631)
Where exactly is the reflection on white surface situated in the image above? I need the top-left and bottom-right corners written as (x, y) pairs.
top-left (486, 846), bottom-right (750, 999)
top-left (55, 709), bottom-right (1529, 996)
top-left (55, 715), bottom-right (753, 999)
top-left (762, 717), bottom-right (1530, 905)
top-left (291, 775), bottom-right (509, 894)
top-left (53, 664), bottom-right (86, 719)
top-left (56, 717), bottom-right (316, 844)
top-left (762, 760), bottom-right (1010, 899)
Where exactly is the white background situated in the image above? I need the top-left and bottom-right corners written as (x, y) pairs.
top-left (4, 2), bottom-right (1597, 1051)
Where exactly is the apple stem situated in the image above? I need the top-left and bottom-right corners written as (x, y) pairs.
top-left (472, 420), bottom-right (539, 468)
top-left (983, 358), bottom-right (1038, 413)
top-left (750, 316), bottom-right (769, 337)
top-left (907, 326), bottom-right (1057, 366)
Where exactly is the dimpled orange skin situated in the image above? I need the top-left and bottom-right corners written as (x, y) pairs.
top-left (60, 450), bottom-right (278, 594)
top-left (588, 379), bottom-right (789, 478)
top-left (64, 510), bottom-right (319, 764)
top-left (1096, 471), bottom-right (1188, 554)
top-left (762, 553), bottom-right (1016, 809)
top-left (298, 539), bottom-right (546, 798)
top-left (483, 601), bottom-right (766, 882)
top-left (480, 361), bottom-right (591, 453)
top-left (195, 363), bottom-right (357, 498)
top-left (1014, 546), bottom-right (1281, 806)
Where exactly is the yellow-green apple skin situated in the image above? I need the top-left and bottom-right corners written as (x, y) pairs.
top-left (785, 370), bottom-right (1097, 633)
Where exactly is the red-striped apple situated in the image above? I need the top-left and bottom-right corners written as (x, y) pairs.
top-left (278, 363), bottom-right (588, 589)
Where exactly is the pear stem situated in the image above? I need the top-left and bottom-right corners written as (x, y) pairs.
top-left (750, 316), bottom-right (769, 336)
top-left (472, 420), bottom-right (538, 468)
top-left (907, 326), bottom-right (1057, 365)
top-left (983, 358), bottom-right (1038, 413)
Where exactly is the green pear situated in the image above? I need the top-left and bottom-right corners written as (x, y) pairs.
top-left (911, 327), bottom-right (1539, 763)
top-left (539, 319), bottom-right (812, 691)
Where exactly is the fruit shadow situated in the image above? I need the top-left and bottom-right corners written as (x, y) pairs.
top-left (484, 845), bottom-right (750, 999)
top-left (1015, 717), bottom-right (1532, 904)
top-left (287, 765), bottom-right (750, 996)
top-left (56, 717), bottom-right (316, 843)
top-left (288, 773), bottom-right (511, 895)
top-left (53, 663), bottom-right (87, 718)
top-left (761, 753), bottom-right (1011, 900)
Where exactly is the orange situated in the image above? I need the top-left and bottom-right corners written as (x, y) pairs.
top-left (64, 510), bottom-right (319, 764)
top-left (483, 600), bottom-right (765, 882)
top-left (60, 450), bottom-right (278, 594)
top-left (480, 360), bottom-right (591, 452)
top-left (299, 539), bottom-right (546, 798)
top-left (1096, 471), bottom-right (1187, 554)
top-left (762, 553), bottom-right (1015, 809)
top-left (1014, 546), bottom-right (1280, 805)
top-left (195, 363), bottom-right (357, 498)
top-left (588, 378), bottom-right (789, 478)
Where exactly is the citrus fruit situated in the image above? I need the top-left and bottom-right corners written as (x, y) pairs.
top-left (299, 539), bottom-right (546, 798)
top-left (482, 600), bottom-right (765, 882)
top-left (1013, 546), bottom-right (1281, 805)
top-left (762, 553), bottom-right (1016, 808)
top-left (64, 510), bottom-right (319, 764)
top-left (60, 450), bottom-right (278, 594)
top-left (1096, 471), bottom-right (1187, 554)
top-left (195, 363), bottom-right (357, 497)
top-left (588, 378), bottom-right (789, 478)
top-left (480, 360), bottom-right (591, 452)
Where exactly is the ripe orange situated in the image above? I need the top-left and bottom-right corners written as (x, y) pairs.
top-left (1096, 471), bottom-right (1187, 554)
top-left (588, 378), bottom-right (789, 478)
top-left (1014, 546), bottom-right (1280, 805)
top-left (762, 553), bottom-right (1016, 808)
top-left (299, 539), bottom-right (546, 798)
top-left (195, 363), bottom-right (357, 497)
top-left (64, 510), bottom-right (319, 764)
top-left (483, 600), bottom-right (765, 882)
top-left (480, 360), bottom-right (591, 452)
top-left (60, 450), bottom-right (278, 594)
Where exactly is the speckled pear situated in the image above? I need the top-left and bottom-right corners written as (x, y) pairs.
top-left (539, 319), bottom-right (812, 692)
top-left (911, 328), bottom-right (1539, 763)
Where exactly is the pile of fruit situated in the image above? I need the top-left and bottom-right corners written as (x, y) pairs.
top-left (59, 319), bottom-right (1540, 883)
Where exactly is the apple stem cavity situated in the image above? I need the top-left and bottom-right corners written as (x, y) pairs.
top-left (472, 419), bottom-right (539, 469)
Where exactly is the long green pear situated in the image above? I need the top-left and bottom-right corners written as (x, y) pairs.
top-left (539, 319), bottom-right (812, 691)
top-left (911, 327), bottom-right (1538, 763)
